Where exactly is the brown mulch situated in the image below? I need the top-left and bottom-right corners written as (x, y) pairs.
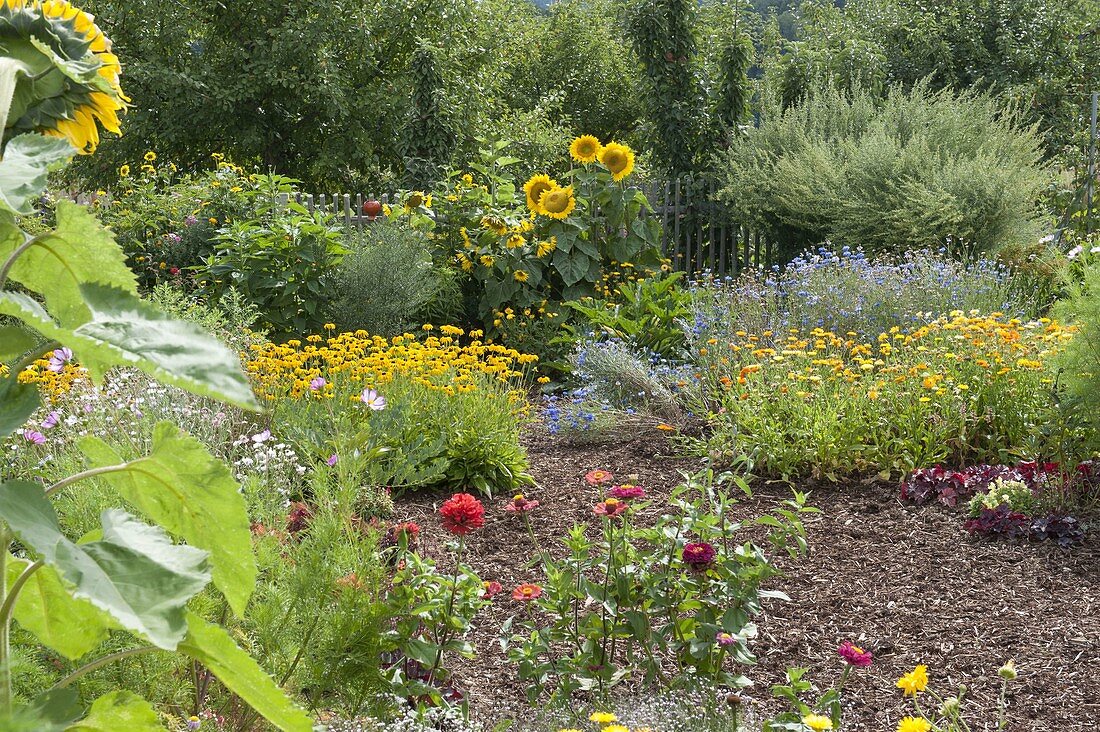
top-left (394, 428), bottom-right (1100, 731)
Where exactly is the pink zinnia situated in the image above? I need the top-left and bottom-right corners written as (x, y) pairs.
top-left (838, 641), bottom-right (873, 667)
top-left (503, 493), bottom-right (539, 514)
top-left (593, 497), bottom-right (628, 519)
top-left (482, 580), bottom-right (503, 599)
top-left (584, 469), bottom-right (614, 486)
top-left (608, 484), bottom-right (645, 500)
top-left (682, 541), bottom-right (717, 570)
top-left (716, 632), bottom-right (736, 647)
top-left (512, 583), bottom-right (542, 601)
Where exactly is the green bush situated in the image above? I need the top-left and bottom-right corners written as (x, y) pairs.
top-left (717, 83), bottom-right (1050, 262)
top-left (1052, 245), bottom-right (1100, 448)
top-left (327, 221), bottom-right (447, 338)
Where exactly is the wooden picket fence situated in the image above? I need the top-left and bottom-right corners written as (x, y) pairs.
top-left (77, 178), bottom-right (772, 276)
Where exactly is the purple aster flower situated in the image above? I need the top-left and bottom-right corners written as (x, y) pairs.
top-left (309, 377), bottom-right (326, 391)
top-left (360, 388), bottom-right (386, 411)
top-left (41, 411), bottom-right (60, 430)
top-left (47, 347), bottom-right (73, 372)
top-left (326, 453), bottom-right (338, 466)
top-left (186, 716), bottom-right (201, 731)
top-left (22, 429), bottom-right (45, 445)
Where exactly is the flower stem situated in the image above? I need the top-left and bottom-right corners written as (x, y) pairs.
top-left (0, 527), bottom-right (10, 716)
top-left (427, 536), bottom-right (464, 688)
top-left (51, 646), bottom-right (162, 689)
top-left (45, 462), bottom-right (138, 498)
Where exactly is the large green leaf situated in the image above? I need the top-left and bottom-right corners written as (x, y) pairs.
top-left (6, 555), bottom-right (111, 660)
top-left (79, 421), bottom-right (257, 617)
top-left (66, 691), bottom-right (162, 732)
top-left (0, 324), bottom-right (38, 361)
top-left (553, 248), bottom-right (589, 287)
top-left (0, 688), bottom-right (82, 732)
top-left (178, 613), bottom-right (313, 732)
top-left (0, 373), bottom-right (40, 439)
top-left (0, 286), bottom-right (260, 410)
top-left (0, 133), bottom-right (75, 216)
top-left (0, 481), bottom-right (210, 649)
top-left (0, 202), bottom-right (137, 327)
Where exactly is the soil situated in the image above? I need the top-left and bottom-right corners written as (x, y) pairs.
top-left (394, 427), bottom-right (1100, 731)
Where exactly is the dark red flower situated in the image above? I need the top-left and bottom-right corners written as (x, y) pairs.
top-left (503, 493), bottom-right (540, 514)
top-left (608, 484), bottom-right (646, 500)
top-left (682, 541), bottom-right (716, 570)
top-left (286, 502), bottom-right (312, 536)
top-left (440, 492), bottom-right (485, 535)
top-left (838, 641), bottom-right (873, 667)
top-left (384, 521), bottom-right (421, 550)
top-left (482, 580), bottom-right (503, 599)
top-left (169, 266), bottom-right (180, 275)
top-left (593, 497), bottom-right (628, 519)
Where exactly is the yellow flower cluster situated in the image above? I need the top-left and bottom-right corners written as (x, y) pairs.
top-left (702, 313), bottom-right (1076, 402)
top-left (245, 327), bottom-right (538, 404)
top-left (12, 359), bottom-right (87, 401)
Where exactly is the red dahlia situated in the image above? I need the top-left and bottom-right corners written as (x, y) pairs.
top-left (440, 492), bottom-right (485, 535)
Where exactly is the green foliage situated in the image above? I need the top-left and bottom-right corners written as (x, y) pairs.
top-left (1052, 247), bottom-right (1100, 447)
top-left (401, 44), bottom-right (456, 188)
top-left (713, 29), bottom-right (754, 134)
top-left (626, 0), bottom-right (711, 173)
top-left (565, 272), bottom-right (691, 358)
top-left (199, 174), bottom-right (347, 335)
top-left (503, 469), bottom-right (812, 702)
top-left (717, 83), bottom-right (1050, 261)
top-left (327, 221), bottom-right (446, 338)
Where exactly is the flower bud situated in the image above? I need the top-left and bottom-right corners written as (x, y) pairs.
top-left (998, 660), bottom-right (1017, 681)
top-left (939, 697), bottom-right (961, 716)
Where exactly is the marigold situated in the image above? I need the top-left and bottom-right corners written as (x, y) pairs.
top-left (439, 493), bottom-right (485, 535)
top-left (598, 141), bottom-right (635, 181)
top-left (896, 665), bottom-right (929, 696)
top-left (569, 134), bottom-right (602, 164)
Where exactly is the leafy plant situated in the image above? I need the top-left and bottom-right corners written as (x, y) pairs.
top-left (0, 9), bottom-right (310, 727)
top-left (565, 272), bottom-right (692, 358)
top-left (501, 468), bottom-right (813, 703)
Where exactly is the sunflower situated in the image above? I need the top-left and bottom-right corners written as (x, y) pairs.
top-left (538, 185), bottom-right (575, 220)
top-left (1, 0), bottom-right (129, 153)
top-left (598, 141), bottom-right (635, 181)
top-left (523, 174), bottom-right (557, 213)
top-left (536, 238), bottom-right (556, 258)
top-left (569, 135), bottom-right (602, 164)
top-left (513, 269), bottom-right (529, 283)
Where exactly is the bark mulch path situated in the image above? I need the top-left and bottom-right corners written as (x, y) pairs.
top-left (394, 429), bottom-right (1100, 730)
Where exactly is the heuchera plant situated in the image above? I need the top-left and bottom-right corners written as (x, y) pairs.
top-left (0, 4), bottom-right (310, 728)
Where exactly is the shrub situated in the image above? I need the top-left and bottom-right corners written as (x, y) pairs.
top-left (326, 221), bottom-right (445, 338)
top-left (717, 83), bottom-right (1050, 261)
top-left (245, 328), bottom-right (537, 496)
top-left (1052, 248), bottom-right (1100, 448)
top-left (688, 247), bottom-right (1028, 346)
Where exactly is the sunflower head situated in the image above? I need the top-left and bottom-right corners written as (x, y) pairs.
top-left (523, 173), bottom-right (557, 213)
top-left (0, 0), bottom-right (128, 153)
top-left (538, 185), bottom-right (576, 220)
top-left (569, 135), bottom-right (602, 164)
top-left (598, 141), bottom-right (635, 182)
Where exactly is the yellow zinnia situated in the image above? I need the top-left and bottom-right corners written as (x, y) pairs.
top-left (897, 717), bottom-right (931, 732)
top-left (569, 134), bottom-right (602, 164)
top-left (802, 714), bottom-right (833, 731)
top-left (523, 173), bottom-right (557, 213)
top-left (538, 185), bottom-right (575, 219)
top-left (896, 664), bottom-right (929, 696)
top-left (598, 141), bottom-right (635, 181)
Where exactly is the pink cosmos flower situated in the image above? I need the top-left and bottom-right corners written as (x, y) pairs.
top-left (47, 347), bottom-right (73, 372)
top-left (838, 641), bottom-right (873, 667)
top-left (608, 484), bottom-right (645, 500)
top-left (41, 411), bottom-right (60, 430)
top-left (309, 377), bottom-right (326, 391)
top-left (22, 429), bottom-right (45, 445)
top-left (326, 453), bottom-right (338, 466)
top-left (360, 388), bottom-right (386, 410)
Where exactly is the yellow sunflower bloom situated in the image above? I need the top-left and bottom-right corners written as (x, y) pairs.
top-left (523, 173), bottom-right (557, 213)
top-left (569, 134), bottom-right (602, 164)
top-left (538, 185), bottom-right (575, 220)
top-left (598, 141), bottom-right (635, 181)
top-left (536, 238), bottom-right (556, 257)
top-left (513, 269), bottom-right (529, 283)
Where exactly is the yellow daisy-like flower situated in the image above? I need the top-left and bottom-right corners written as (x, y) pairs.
top-left (118, 164), bottom-right (130, 177)
top-left (536, 238), bottom-right (556, 258)
top-left (897, 717), bottom-right (931, 732)
top-left (506, 234), bottom-right (526, 249)
top-left (802, 714), bottom-right (833, 731)
top-left (601, 726), bottom-right (629, 732)
top-left (538, 185), bottom-right (576, 220)
top-left (598, 141), bottom-right (635, 181)
top-left (523, 173), bottom-right (557, 213)
top-left (143, 150), bottom-right (156, 161)
top-left (569, 134), bottom-right (602, 164)
top-left (588, 712), bottom-right (617, 724)
top-left (479, 254), bottom-right (495, 268)
top-left (896, 665), bottom-right (929, 696)
top-left (513, 269), bottom-right (529, 283)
